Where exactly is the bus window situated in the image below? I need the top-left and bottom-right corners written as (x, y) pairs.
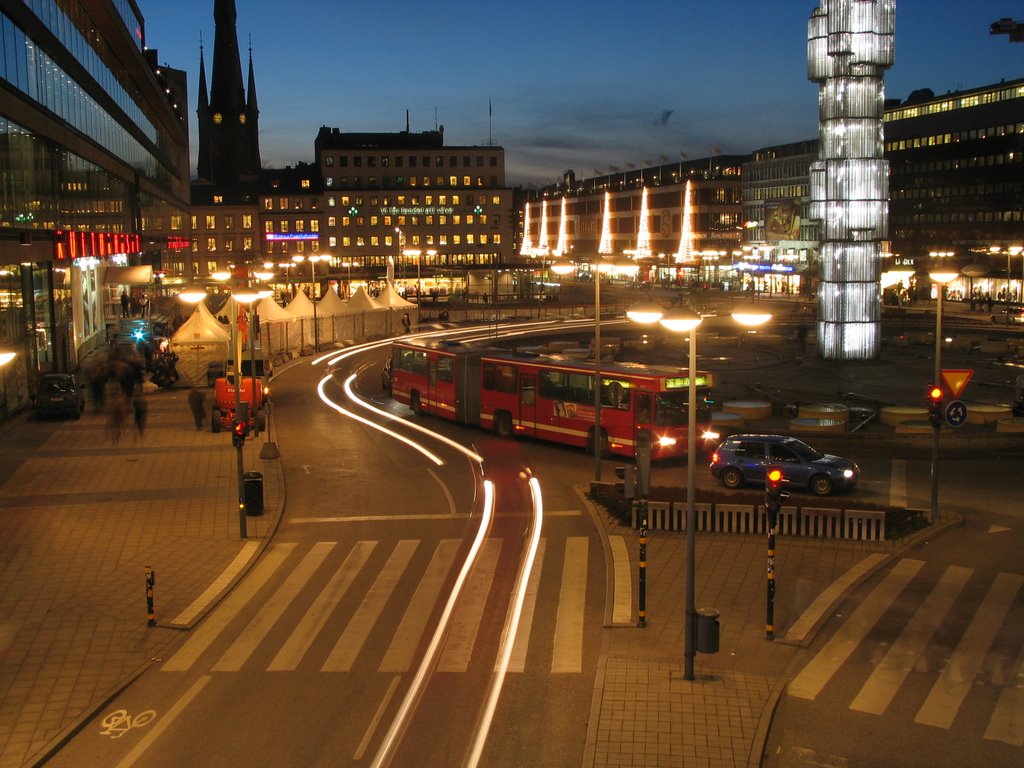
top-left (539, 369), bottom-right (568, 400)
top-left (483, 362), bottom-right (517, 394)
top-left (567, 371), bottom-right (592, 404)
top-left (438, 356), bottom-right (453, 383)
top-left (602, 378), bottom-right (630, 409)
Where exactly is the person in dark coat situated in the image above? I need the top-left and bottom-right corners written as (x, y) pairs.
top-left (188, 387), bottom-right (206, 430)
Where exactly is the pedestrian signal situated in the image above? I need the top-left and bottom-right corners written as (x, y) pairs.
top-left (232, 420), bottom-right (249, 448)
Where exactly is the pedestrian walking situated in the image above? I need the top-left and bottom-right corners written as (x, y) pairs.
top-left (120, 289), bottom-right (129, 318)
top-left (188, 387), bottom-right (206, 430)
top-left (132, 394), bottom-right (148, 437)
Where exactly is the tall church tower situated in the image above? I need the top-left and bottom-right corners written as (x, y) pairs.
top-left (196, 0), bottom-right (261, 186)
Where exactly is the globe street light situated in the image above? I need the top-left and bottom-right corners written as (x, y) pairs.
top-left (929, 268), bottom-right (959, 521)
top-left (627, 302), bottom-right (770, 681)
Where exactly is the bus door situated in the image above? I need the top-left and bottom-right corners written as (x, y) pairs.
top-left (426, 358), bottom-right (439, 415)
top-left (518, 372), bottom-right (537, 435)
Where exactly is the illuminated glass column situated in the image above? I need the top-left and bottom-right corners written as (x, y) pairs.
top-left (808, 0), bottom-right (894, 360)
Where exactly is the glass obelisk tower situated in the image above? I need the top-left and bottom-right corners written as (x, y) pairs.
top-left (808, 1), bottom-right (894, 360)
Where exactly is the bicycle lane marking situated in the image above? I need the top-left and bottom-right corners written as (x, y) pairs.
top-left (113, 676), bottom-right (210, 768)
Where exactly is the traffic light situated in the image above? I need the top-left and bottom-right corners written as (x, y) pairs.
top-left (927, 384), bottom-right (943, 427)
top-left (232, 420), bottom-right (249, 448)
top-left (765, 468), bottom-right (788, 515)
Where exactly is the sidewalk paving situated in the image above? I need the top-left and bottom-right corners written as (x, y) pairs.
top-left (0, 388), bottom-right (282, 768)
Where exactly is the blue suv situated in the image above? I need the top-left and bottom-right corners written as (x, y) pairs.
top-left (709, 434), bottom-right (859, 496)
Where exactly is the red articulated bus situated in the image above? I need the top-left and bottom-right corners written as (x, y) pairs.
top-left (389, 338), bottom-right (716, 460)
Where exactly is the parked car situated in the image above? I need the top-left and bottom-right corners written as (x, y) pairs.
top-left (35, 373), bottom-right (85, 419)
top-left (709, 434), bottom-right (859, 496)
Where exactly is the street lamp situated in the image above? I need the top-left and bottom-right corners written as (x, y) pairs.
top-left (627, 302), bottom-right (770, 681)
top-left (307, 254), bottom-right (327, 353)
top-left (230, 283), bottom-right (261, 539)
top-left (929, 268), bottom-right (959, 521)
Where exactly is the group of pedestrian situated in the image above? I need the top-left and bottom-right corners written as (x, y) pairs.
top-left (80, 347), bottom-right (148, 442)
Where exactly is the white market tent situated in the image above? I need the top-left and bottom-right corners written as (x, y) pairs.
top-left (375, 283), bottom-right (416, 309)
top-left (170, 301), bottom-right (230, 343)
top-left (317, 289), bottom-right (347, 316)
top-left (168, 301), bottom-right (230, 385)
top-left (347, 286), bottom-right (383, 312)
top-left (285, 290), bottom-right (315, 318)
top-left (255, 297), bottom-right (292, 322)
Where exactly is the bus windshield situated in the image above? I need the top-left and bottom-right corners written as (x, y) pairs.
top-left (653, 390), bottom-right (710, 426)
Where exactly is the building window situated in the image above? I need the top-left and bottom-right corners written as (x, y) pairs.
top-left (325, 156), bottom-right (334, 167)
top-left (243, 236), bottom-right (254, 251)
top-left (463, 176), bottom-right (471, 186)
top-left (224, 240), bottom-right (234, 251)
top-left (328, 216), bottom-right (336, 227)
top-left (328, 197), bottom-right (336, 207)
top-left (205, 215), bottom-right (216, 229)
top-left (449, 176), bottom-right (458, 186)
top-left (264, 222), bottom-right (273, 233)
top-left (242, 214), bottom-right (253, 229)
top-left (301, 179), bottom-right (311, 188)
top-left (206, 237), bottom-right (217, 251)
top-left (264, 198), bottom-right (273, 210)
top-left (213, 195), bottom-right (223, 204)
top-left (224, 215), bottom-right (234, 229)
top-left (311, 220), bottom-right (319, 232)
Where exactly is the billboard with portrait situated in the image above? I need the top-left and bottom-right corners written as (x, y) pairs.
top-left (765, 199), bottom-right (801, 241)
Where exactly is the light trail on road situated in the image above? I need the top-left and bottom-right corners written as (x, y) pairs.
top-left (319, 338), bottom-right (548, 767)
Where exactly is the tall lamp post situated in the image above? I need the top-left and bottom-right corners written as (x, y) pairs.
top-left (308, 254), bottom-right (327, 353)
top-left (627, 303), bottom-right (770, 681)
top-left (230, 283), bottom-right (261, 538)
top-left (929, 269), bottom-right (959, 521)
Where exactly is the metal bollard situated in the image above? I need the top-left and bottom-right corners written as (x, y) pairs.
top-left (145, 566), bottom-right (156, 627)
top-left (638, 497), bottom-right (648, 628)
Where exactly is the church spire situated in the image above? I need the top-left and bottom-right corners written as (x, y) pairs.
top-left (196, 0), bottom-right (260, 186)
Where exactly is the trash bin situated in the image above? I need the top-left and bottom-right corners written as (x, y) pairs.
top-left (243, 471), bottom-right (264, 516)
top-left (695, 608), bottom-right (720, 654)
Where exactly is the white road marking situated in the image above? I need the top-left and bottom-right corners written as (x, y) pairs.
top-left (171, 540), bottom-right (260, 626)
top-left (850, 565), bottom-right (972, 715)
top-left (505, 538), bottom-right (546, 673)
top-left (212, 542), bottom-right (335, 672)
top-left (162, 544), bottom-right (296, 672)
top-left (321, 540), bottom-right (419, 672)
top-left (268, 541), bottom-right (376, 672)
top-left (916, 572), bottom-right (1023, 729)
top-left (788, 558), bottom-right (924, 701)
top-left (113, 675), bottom-right (211, 768)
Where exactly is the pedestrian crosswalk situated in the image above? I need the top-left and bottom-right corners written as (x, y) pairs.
top-left (788, 559), bottom-right (1023, 745)
top-left (163, 536), bottom-right (592, 677)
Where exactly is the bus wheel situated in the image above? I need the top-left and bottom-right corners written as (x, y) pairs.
top-left (587, 427), bottom-right (609, 457)
top-left (410, 391), bottom-right (422, 415)
top-left (494, 411), bottom-right (514, 438)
